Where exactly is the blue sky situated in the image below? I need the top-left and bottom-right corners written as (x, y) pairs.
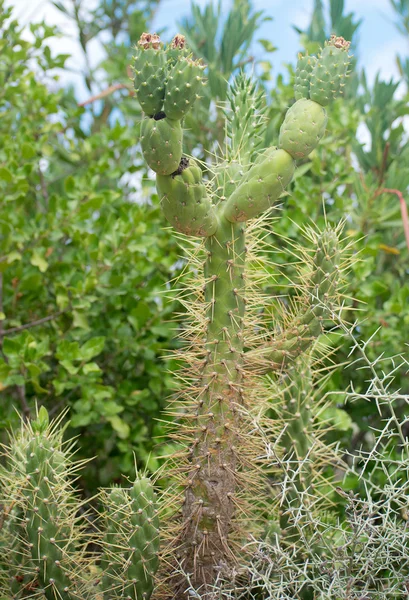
top-left (7, 0), bottom-right (404, 100)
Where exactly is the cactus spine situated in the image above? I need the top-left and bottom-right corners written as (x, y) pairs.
top-left (134, 32), bottom-right (351, 598)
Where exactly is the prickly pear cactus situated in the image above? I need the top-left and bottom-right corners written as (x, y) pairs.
top-left (140, 115), bottom-right (183, 175)
top-left (164, 57), bottom-right (205, 120)
top-left (134, 33), bottom-right (167, 117)
top-left (134, 32), bottom-right (352, 599)
top-left (100, 476), bottom-right (160, 600)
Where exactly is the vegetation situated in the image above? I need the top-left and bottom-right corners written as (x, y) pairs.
top-left (0, 0), bottom-right (408, 598)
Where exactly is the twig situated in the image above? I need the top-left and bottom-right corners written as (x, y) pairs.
top-left (79, 83), bottom-right (134, 107)
top-left (376, 187), bottom-right (409, 251)
top-left (0, 310), bottom-right (68, 338)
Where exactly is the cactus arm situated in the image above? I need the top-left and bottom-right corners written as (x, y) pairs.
top-left (248, 227), bottom-right (341, 373)
top-left (222, 37), bottom-right (351, 223)
top-left (100, 477), bottom-right (160, 600)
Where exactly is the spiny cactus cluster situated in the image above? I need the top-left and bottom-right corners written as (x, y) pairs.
top-left (0, 407), bottom-right (160, 600)
top-left (136, 33), bottom-right (205, 176)
top-left (1, 32), bottom-right (353, 600)
top-left (133, 31), bottom-right (351, 598)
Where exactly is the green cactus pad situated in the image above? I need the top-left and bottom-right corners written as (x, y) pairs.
top-left (157, 158), bottom-right (218, 236)
top-left (100, 476), bottom-right (160, 600)
top-left (141, 116), bottom-right (183, 175)
top-left (294, 53), bottom-right (316, 101)
top-left (164, 57), bottom-right (205, 120)
top-left (279, 99), bottom-right (328, 160)
top-left (310, 35), bottom-right (351, 106)
top-left (134, 33), bottom-right (167, 117)
top-left (223, 148), bottom-right (295, 222)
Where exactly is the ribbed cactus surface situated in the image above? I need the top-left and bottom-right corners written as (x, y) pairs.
top-left (100, 476), bottom-right (159, 600)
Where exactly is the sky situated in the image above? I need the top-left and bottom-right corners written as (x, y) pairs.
top-left (5, 0), bottom-right (406, 102)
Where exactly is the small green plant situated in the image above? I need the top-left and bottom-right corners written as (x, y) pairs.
top-left (0, 408), bottom-right (160, 599)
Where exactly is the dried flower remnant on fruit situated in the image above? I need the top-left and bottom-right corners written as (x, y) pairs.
top-left (139, 32), bottom-right (161, 50)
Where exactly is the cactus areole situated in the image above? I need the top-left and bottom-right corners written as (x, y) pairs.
top-left (133, 32), bottom-right (351, 597)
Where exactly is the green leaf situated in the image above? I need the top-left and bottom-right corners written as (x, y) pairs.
top-left (109, 415), bottom-right (130, 439)
top-left (80, 337), bottom-right (106, 361)
top-left (30, 250), bottom-right (48, 273)
top-left (83, 361), bottom-right (101, 374)
top-left (21, 143), bottom-right (36, 159)
top-left (0, 167), bottom-right (13, 182)
top-left (258, 38), bottom-right (277, 53)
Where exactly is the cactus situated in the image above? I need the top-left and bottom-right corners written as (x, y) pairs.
top-left (164, 57), bottom-right (206, 120)
top-left (134, 32), bottom-right (352, 598)
top-left (140, 115), bottom-right (183, 175)
top-left (0, 31), bottom-right (352, 600)
top-left (0, 407), bottom-right (89, 599)
top-left (0, 408), bottom-right (160, 600)
top-left (100, 476), bottom-right (160, 600)
top-left (133, 33), bottom-right (167, 117)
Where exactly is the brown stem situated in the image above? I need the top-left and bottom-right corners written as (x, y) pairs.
top-left (79, 83), bottom-right (133, 107)
top-left (0, 310), bottom-right (68, 339)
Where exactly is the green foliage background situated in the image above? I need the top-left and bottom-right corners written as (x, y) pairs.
top-left (0, 0), bottom-right (408, 495)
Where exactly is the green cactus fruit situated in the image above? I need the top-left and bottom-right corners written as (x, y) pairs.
top-left (223, 148), bottom-right (295, 222)
top-left (310, 35), bottom-right (351, 106)
top-left (166, 33), bottom-right (190, 67)
top-left (0, 410), bottom-right (88, 600)
top-left (157, 158), bottom-right (218, 236)
top-left (294, 53), bottom-right (316, 101)
top-left (134, 33), bottom-right (167, 117)
top-left (100, 476), bottom-right (160, 600)
top-left (279, 98), bottom-right (328, 160)
top-left (164, 57), bottom-right (206, 120)
top-left (141, 116), bottom-right (183, 175)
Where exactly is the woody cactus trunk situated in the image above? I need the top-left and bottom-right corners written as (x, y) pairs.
top-left (135, 33), bottom-right (351, 597)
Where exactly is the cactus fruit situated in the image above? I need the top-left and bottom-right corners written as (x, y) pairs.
top-left (279, 99), bottom-right (328, 160)
top-left (100, 476), bottom-right (160, 600)
top-left (164, 57), bottom-right (206, 120)
top-left (133, 33), bottom-right (167, 117)
top-left (141, 115), bottom-right (183, 175)
top-left (294, 53), bottom-right (316, 101)
top-left (0, 407), bottom-right (88, 599)
top-left (223, 148), bottom-right (295, 222)
top-left (157, 157), bottom-right (218, 236)
top-left (310, 35), bottom-right (351, 106)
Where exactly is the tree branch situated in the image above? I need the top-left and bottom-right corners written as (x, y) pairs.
top-left (79, 83), bottom-right (134, 107)
top-left (0, 310), bottom-right (68, 338)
